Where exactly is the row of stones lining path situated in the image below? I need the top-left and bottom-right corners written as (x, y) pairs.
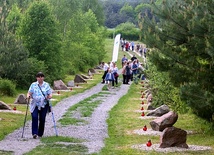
top-left (1, 50), bottom-right (211, 154)
top-left (0, 60), bottom-right (132, 155)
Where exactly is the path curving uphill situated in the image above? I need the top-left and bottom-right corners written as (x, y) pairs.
top-left (0, 81), bottom-right (130, 155)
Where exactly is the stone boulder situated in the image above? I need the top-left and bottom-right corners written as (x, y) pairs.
top-left (147, 93), bottom-right (152, 102)
top-left (150, 111), bottom-right (178, 131)
top-left (14, 94), bottom-right (27, 104)
top-left (81, 74), bottom-right (90, 79)
top-left (67, 80), bottom-right (75, 87)
top-left (160, 127), bottom-right (188, 148)
top-left (145, 90), bottom-right (151, 98)
top-left (53, 80), bottom-right (68, 90)
top-left (88, 70), bottom-right (93, 76)
top-left (147, 104), bottom-right (170, 117)
top-left (0, 101), bottom-right (11, 110)
top-left (74, 75), bottom-right (87, 83)
top-left (147, 102), bottom-right (155, 110)
top-left (88, 68), bottom-right (96, 74)
top-left (94, 65), bottom-right (102, 69)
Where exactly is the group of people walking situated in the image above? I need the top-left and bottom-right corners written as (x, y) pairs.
top-left (121, 38), bottom-right (148, 59)
top-left (101, 54), bottom-right (145, 90)
top-left (25, 38), bottom-right (147, 140)
top-left (120, 38), bottom-right (135, 51)
top-left (121, 55), bottom-right (144, 84)
top-left (101, 61), bottom-right (119, 90)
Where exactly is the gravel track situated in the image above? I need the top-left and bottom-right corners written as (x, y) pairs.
top-left (0, 81), bottom-right (130, 155)
top-left (0, 50), bottom-right (212, 154)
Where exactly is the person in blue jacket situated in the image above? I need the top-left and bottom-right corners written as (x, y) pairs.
top-left (105, 68), bottom-right (115, 90)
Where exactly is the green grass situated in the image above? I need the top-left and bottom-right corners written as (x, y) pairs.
top-left (59, 92), bottom-right (110, 125)
top-left (0, 73), bottom-right (103, 141)
top-left (0, 113), bottom-right (25, 140)
top-left (103, 38), bottom-right (114, 62)
top-left (95, 82), bottom-right (214, 155)
top-left (1, 38), bottom-right (214, 154)
top-left (40, 136), bottom-right (84, 143)
top-left (25, 136), bottom-right (87, 155)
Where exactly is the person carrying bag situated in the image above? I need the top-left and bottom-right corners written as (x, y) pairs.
top-left (27, 72), bottom-right (52, 139)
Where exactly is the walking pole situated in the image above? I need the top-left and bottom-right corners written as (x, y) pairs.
top-left (49, 102), bottom-right (58, 136)
top-left (21, 97), bottom-right (30, 138)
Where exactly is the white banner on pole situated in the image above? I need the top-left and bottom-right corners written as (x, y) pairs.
top-left (112, 34), bottom-right (121, 62)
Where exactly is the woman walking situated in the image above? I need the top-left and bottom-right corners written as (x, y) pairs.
top-left (105, 69), bottom-right (115, 90)
top-left (27, 72), bottom-right (52, 139)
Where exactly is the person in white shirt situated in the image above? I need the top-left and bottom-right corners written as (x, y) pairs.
top-left (101, 62), bottom-right (110, 83)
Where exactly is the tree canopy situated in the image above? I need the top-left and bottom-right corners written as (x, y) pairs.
top-left (20, 1), bottom-right (64, 82)
top-left (140, 0), bottom-right (214, 122)
top-left (103, 0), bottom-right (150, 28)
top-left (0, 0), bottom-right (106, 88)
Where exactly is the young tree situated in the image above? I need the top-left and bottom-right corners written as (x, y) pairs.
top-left (115, 22), bottom-right (140, 40)
top-left (0, 1), bottom-right (45, 88)
top-left (6, 4), bottom-right (22, 33)
top-left (20, 1), bottom-right (64, 83)
top-left (49, 0), bottom-right (82, 40)
top-left (81, 0), bottom-right (105, 26)
top-left (141, 0), bottom-right (214, 122)
top-left (120, 3), bottom-right (135, 23)
top-left (63, 10), bottom-right (105, 74)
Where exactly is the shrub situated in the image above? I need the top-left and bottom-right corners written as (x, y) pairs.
top-left (106, 28), bottom-right (116, 39)
top-left (13, 57), bottom-right (47, 89)
top-left (115, 22), bottom-right (140, 40)
top-left (0, 79), bottom-right (17, 96)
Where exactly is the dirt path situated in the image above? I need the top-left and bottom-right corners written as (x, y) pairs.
top-left (0, 78), bottom-right (130, 155)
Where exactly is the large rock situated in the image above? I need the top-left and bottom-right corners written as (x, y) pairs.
top-left (147, 93), bottom-right (152, 102)
top-left (53, 80), bottom-right (68, 90)
top-left (147, 102), bottom-right (155, 110)
top-left (94, 65), bottom-right (102, 69)
top-left (67, 80), bottom-right (75, 87)
top-left (74, 74), bottom-right (87, 83)
top-left (0, 101), bottom-right (11, 110)
top-left (160, 127), bottom-right (188, 148)
top-left (150, 111), bottom-right (178, 131)
top-left (145, 90), bottom-right (151, 98)
top-left (147, 104), bottom-right (170, 117)
top-left (88, 70), bottom-right (93, 76)
top-left (14, 94), bottom-right (27, 104)
top-left (81, 74), bottom-right (90, 79)
top-left (88, 68), bottom-right (96, 74)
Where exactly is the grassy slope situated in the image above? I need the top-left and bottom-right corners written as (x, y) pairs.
top-left (97, 40), bottom-right (214, 155)
top-left (98, 81), bottom-right (214, 155)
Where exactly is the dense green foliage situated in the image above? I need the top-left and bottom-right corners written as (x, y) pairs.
top-left (82, 0), bottom-right (105, 26)
top-left (140, 0), bottom-right (214, 122)
top-left (0, 0), bottom-right (106, 89)
top-left (1, 0), bottom-right (213, 128)
top-left (0, 1), bottom-right (44, 89)
top-left (115, 22), bottom-right (140, 40)
top-left (20, 1), bottom-right (64, 83)
top-left (0, 79), bottom-right (17, 96)
top-left (103, 0), bottom-right (150, 28)
top-left (63, 10), bottom-right (106, 74)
